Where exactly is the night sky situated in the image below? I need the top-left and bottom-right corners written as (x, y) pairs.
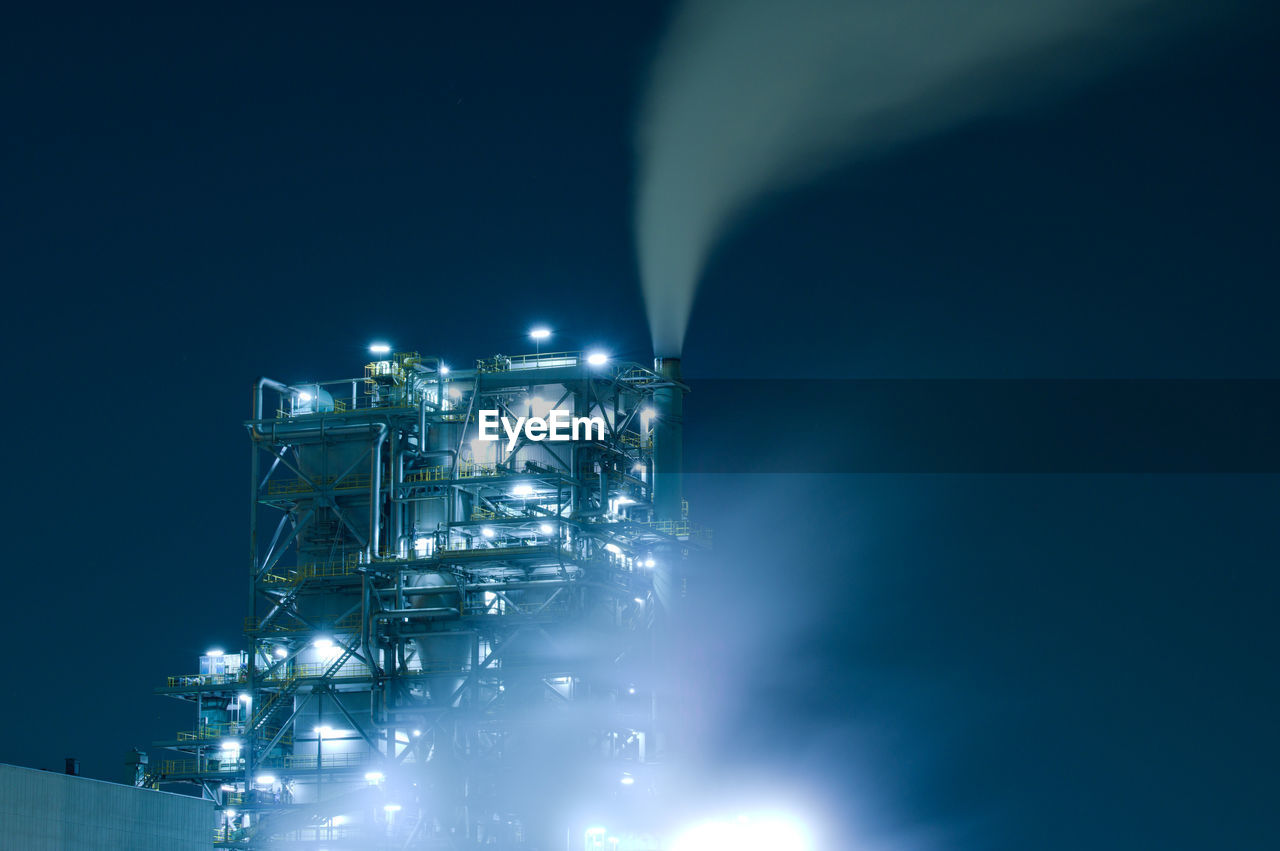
top-left (3, 3), bottom-right (1278, 849)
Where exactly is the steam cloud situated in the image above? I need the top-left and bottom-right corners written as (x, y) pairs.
top-left (635, 0), bottom-right (1181, 356)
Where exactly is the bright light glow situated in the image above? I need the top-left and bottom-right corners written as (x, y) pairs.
top-left (617, 496), bottom-right (635, 504)
top-left (415, 536), bottom-right (432, 556)
top-left (313, 637), bottom-right (333, 649)
top-left (586, 827), bottom-right (607, 836)
top-left (255, 774), bottom-right (275, 785)
top-left (384, 803), bottom-right (402, 813)
top-left (273, 646), bottom-right (288, 659)
top-left (369, 343), bottom-right (391, 355)
top-left (314, 725), bottom-right (333, 737)
top-left (206, 648), bottom-right (224, 657)
top-left (620, 774), bottom-right (635, 786)
top-left (224, 809), bottom-right (237, 819)
top-left (605, 543), bottom-right (622, 554)
top-left (481, 526), bottom-right (495, 538)
top-left (297, 391), bottom-right (312, 403)
top-left (238, 693), bottom-right (252, 705)
top-left (412, 729), bottom-right (422, 737)
top-left (530, 327), bottom-right (552, 341)
top-left (672, 815), bottom-right (812, 851)
top-left (644, 557), bottom-right (656, 568)
top-left (642, 406), bottom-right (655, 419)
top-left (634, 597), bottom-right (644, 604)
top-left (220, 739), bottom-right (240, 753)
top-left (364, 771), bottom-right (385, 783)
top-left (220, 784), bottom-right (236, 792)
top-left (331, 816), bottom-right (347, 827)
top-left (628, 686), bottom-right (636, 695)
top-left (586, 351), bottom-right (608, 366)
top-left (539, 522), bottom-right (554, 534)
top-left (512, 483), bottom-right (534, 497)
top-left (439, 365), bottom-right (450, 375)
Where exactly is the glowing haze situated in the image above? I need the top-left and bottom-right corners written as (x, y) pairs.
top-left (634, 0), bottom-right (1181, 356)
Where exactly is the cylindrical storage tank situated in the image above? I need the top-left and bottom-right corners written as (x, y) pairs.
top-left (406, 573), bottom-right (469, 706)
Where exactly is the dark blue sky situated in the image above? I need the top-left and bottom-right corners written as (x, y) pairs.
top-left (2, 3), bottom-right (1277, 848)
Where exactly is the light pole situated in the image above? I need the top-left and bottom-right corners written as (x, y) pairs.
top-left (315, 724), bottom-right (331, 807)
top-left (530, 327), bottom-right (551, 366)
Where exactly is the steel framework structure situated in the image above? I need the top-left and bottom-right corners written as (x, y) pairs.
top-left (153, 349), bottom-right (700, 849)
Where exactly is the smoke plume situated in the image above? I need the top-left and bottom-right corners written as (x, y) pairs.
top-left (635, 0), bottom-right (1183, 356)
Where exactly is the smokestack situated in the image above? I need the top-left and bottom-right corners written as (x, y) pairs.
top-left (652, 357), bottom-right (685, 522)
top-left (64, 757), bottom-right (79, 776)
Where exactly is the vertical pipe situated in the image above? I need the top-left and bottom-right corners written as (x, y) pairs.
top-left (245, 430), bottom-right (260, 786)
top-left (651, 357), bottom-right (684, 521)
top-left (369, 425), bottom-right (388, 558)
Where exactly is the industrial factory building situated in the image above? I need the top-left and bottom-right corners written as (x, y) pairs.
top-left (0, 763), bottom-right (213, 850)
top-left (150, 346), bottom-right (703, 848)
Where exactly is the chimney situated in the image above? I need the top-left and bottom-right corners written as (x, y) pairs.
top-left (652, 357), bottom-right (685, 522)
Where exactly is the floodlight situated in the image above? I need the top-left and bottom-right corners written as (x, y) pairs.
top-left (255, 774), bottom-right (275, 785)
top-left (586, 351), bottom-right (608, 366)
top-left (369, 343), bottom-right (391, 355)
top-left (530, 327), bottom-right (551, 341)
top-left (512, 483), bottom-right (534, 497)
top-left (539, 522), bottom-right (554, 534)
top-left (481, 527), bottom-right (495, 538)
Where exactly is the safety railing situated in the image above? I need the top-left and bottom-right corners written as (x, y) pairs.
top-left (262, 556), bottom-right (364, 585)
top-left (404, 461), bottom-right (512, 483)
top-left (620, 432), bottom-right (653, 450)
top-left (633, 517), bottom-right (712, 546)
top-left (176, 722), bottom-right (239, 742)
top-left (477, 351), bottom-right (581, 372)
top-left (265, 472), bottom-right (372, 496)
top-left (365, 359), bottom-right (405, 384)
top-left (277, 751), bottom-right (379, 770)
top-left (279, 661), bottom-right (372, 681)
top-left (166, 672), bottom-right (243, 688)
top-left (161, 758), bottom-right (242, 776)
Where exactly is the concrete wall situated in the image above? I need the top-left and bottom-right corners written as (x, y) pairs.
top-left (0, 764), bottom-right (212, 851)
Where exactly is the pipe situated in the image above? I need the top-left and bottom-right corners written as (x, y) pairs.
top-left (373, 608), bottom-right (460, 619)
top-left (252, 377), bottom-right (291, 435)
top-left (370, 424), bottom-right (388, 557)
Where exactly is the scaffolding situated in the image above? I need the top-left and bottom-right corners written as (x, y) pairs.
top-left (152, 349), bottom-right (700, 848)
